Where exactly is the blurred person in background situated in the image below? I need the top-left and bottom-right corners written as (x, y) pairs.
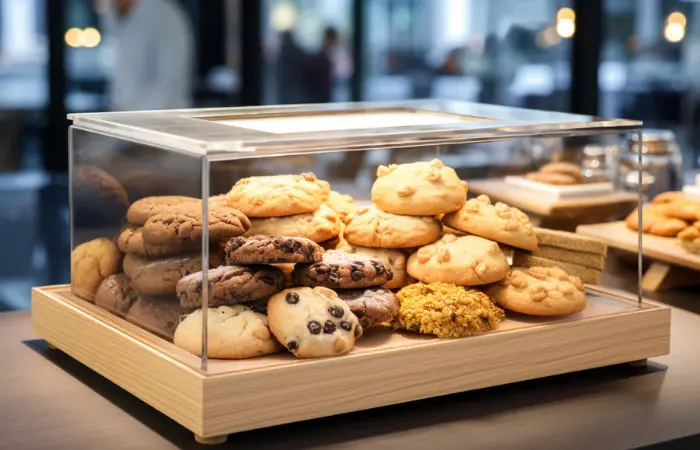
top-left (305, 26), bottom-right (340, 103)
top-left (277, 31), bottom-right (308, 104)
top-left (109, 0), bottom-right (194, 111)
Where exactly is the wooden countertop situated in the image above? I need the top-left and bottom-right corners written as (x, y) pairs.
top-left (2, 300), bottom-right (700, 450)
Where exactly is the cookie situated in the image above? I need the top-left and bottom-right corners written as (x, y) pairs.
top-left (142, 206), bottom-right (250, 245)
top-left (173, 305), bottom-right (282, 359)
top-left (625, 205), bottom-right (687, 237)
top-left (125, 296), bottom-right (189, 340)
top-left (335, 287), bottom-right (399, 329)
top-left (651, 191), bottom-right (686, 205)
top-left (224, 235), bottom-right (323, 265)
top-left (513, 253), bottom-right (601, 285)
top-left (123, 252), bottom-right (223, 296)
top-left (292, 250), bottom-right (393, 289)
top-left (94, 273), bottom-right (138, 317)
top-left (371, 159), bottom-right (466, 216)
top-left (485, 266), bottom-right (587, 316)
top-left (539, 162), bottom-right (583, 180)
top-left (532, 245), bottom-right (606, 270)
top-left (393, 282), bottom-right (504, 338)
top-left (117, 225), bottom-right (201, 258)
top-left (71, 238), bottom-right (122, 302)
top-left (536, 227), bottom-right (607, 255)
top-left (176, 265), bottom-right (286, 308)
top-left (226, 173), bottom-right (331, 217)
top-left (407, 234), bottom-right (510, 286)
top-left (208, 194), bottom-right (229, 209)
top-left (525, 172), bottom-right (579, 185)
top-left (325, 191), bottom-right (355, 221)
top-left (661, 200), bottom-right (700, 222)
top-left (344, 206), bottom-right (441, 249)
top-left (267, 287), bottom-right (362, 358)
top-left (127, 196), bottom-right (200, 225)
top-left (442, 195), bottom-right (537, 251)
top-left (73, 165), bottom-right (129, 226)
top-left (678, 221), bottom-right (700, 254)
top-left (245, 204), bottom-right (340, 243)
top-left (272, 263), bottom-right (295, 286)
top-left (337, 245), bottom-right (414, 289)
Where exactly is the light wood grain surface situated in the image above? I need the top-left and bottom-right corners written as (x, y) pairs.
top-left (577, 221), bottom-right (700, 271)
top-left (5, 296), bottom-right (700, 449)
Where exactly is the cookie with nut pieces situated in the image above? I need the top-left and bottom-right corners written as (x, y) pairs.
top-left (407, 234), bottom-right (510, 286)
top-left (442, 194), bottom-right (538, 251)
top-left (344, 205), bottom-right (442, 249)
top-left (485, 266), bottom-right (587, 316)
top-left (226, 173), bottom-right (330, 217)
top-left (371, 159), bottom-right (466, 216)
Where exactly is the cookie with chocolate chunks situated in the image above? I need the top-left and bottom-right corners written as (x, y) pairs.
top-left (224, 235), bottom-right (323, 265)
top-left (292, 250), bottom-right (393, 289)
top-left (176, 265), bottom-right (285, 308)
top-left (336, 287), bottom-right (400, 329)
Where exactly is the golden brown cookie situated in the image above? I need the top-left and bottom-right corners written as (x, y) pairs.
top-left (407, 234), bottom-right (510, 286)
top-left (344, 206), bottom-right (441, 249)
top-left (94, 273), bottom-right (138, 317)
top-left (226, 173), bottom-right (330, 217)
top-left (336, 245), bottom-right (414, 289)
top-left (123, 252), bottom-right (223, 297)
top-left (71, 238), bottom-right (122, 302)
top-left (117, 225), bottom-right (201, 258)
top-left (325, 191), bottom-right (355, 222)
top-left (539, 162), bottom-right (583, 180)
top-left (513, 253), bottom-right (601, 285)
top-left (442, 195), bottom-right (537, 251)
top-left (393, 282), bottom-right (504, 338)
top-left (661, 200), bottom-right (700, 222)
top-left (651, 191), bottom-right (686, 205)
top-left (485, 266), bottom-right (587, 316)
top-left (371, 159), bottom-right (466, 216)
top-left (678, 221), bottom-right (700, 254)
top-left (525, 172), bottom-right (579, 185)
top-left (142, 206), bottom-right (250, 245)
top-left (127, 196), bottom-right (200, 225)
top-left (245, 204), bottom-right (340, 243)
top-left (625, 205), bottom-right (687, 237)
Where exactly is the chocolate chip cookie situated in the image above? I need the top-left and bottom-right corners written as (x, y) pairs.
top-left (335, 287), bottom-right (400, 329)
top-left (123, 252), bottom-right (223, 296)
top-left (94, 273), bottom-right (138, 317)
top-left (224, 235), bottom-right (323, 265)
top-left (176, 265), bottom-right (286, 308)
top-left (292, 250), bottom-right (393, 289)
top-left (142, 206), bottom-right (251, 245)
top-left (267, 287), bottom-right (363, 358)
top-left (118, 225), bottom-right (201, 258)
top-left (127, 195), bottom-right (200, 225)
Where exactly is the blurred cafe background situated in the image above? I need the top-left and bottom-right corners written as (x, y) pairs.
top-left (0, 0), bottom-right (698, 310)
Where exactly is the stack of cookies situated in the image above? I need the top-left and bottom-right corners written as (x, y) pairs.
top-left (625, 191), bottom-right (700, 239)
top-left (525, 162), bottom-right (584, 186)
top-left (512, 227), bottom-right (607, 285)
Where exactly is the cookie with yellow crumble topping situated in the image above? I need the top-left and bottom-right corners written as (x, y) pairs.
top-left (393, 282), bottom-right (504, 338)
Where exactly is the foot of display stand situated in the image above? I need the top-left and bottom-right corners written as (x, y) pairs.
top-left (47, 343), bottom-right (58, 351)
top-left (195, 434), bottom-right (228, 445)
top-left (626, 359), bottom-right (648, 367)
top-left (641, 262), bottom-right (700, 292)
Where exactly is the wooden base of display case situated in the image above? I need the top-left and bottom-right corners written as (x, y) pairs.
top-left (32, 285), bottom-right (670, 445)
top-left (577, 221), bottom-right (700, 292)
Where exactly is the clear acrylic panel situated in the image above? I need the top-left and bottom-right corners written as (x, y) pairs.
top-left (68, 101), bottom-right (644, 372)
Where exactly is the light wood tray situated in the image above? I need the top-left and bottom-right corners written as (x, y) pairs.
top-left (577, 221), bottom-right (700, 291)
top-left (32, 285), bottom-right (670, 445)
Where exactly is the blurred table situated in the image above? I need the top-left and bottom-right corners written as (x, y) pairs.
top-left (469, 178), bottom-right (638, 232)
top-left (1, 296), bottom-right (700, 449)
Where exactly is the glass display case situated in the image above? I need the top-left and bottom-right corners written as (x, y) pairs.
top-left (32, 100), bottom-right (671, 445)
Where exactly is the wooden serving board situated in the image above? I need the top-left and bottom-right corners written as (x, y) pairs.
top-left (577, 221), bottom-right (700, 291)
top-left (469, 178), bottom-right (638, 231)
top-left (32, 285), bottom-right (670, 445)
